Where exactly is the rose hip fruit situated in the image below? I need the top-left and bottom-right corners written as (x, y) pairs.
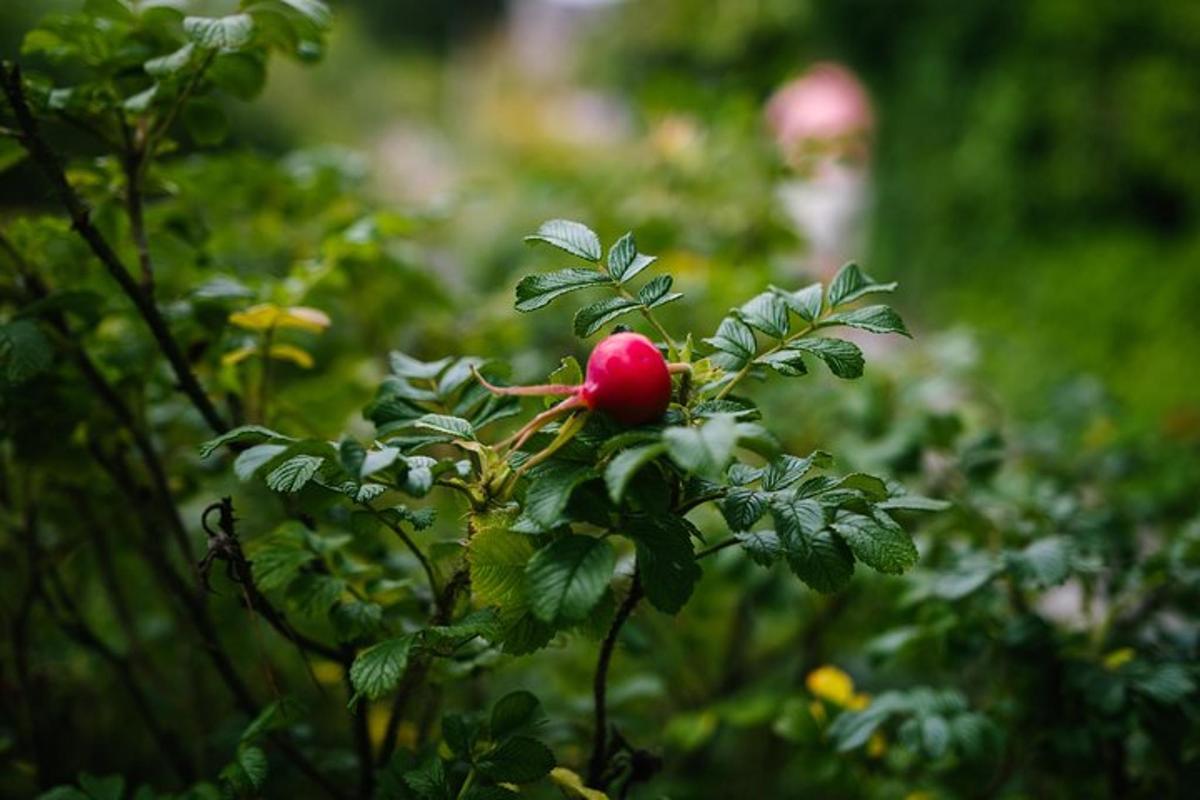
top-left (578, 332), bottom-right (671, 425)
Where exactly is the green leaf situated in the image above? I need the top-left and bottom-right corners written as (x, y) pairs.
top-left (350, 635), bottom-right (415, 700)
top-left (182, 97), bottom-right (229, 146)
top-left (331, 601), bottom-right (384, 641)
top-left (200, 425), bottom-right (290, 458)
top-left (761, 452), bottom-right (826, 492)
top-left (490, 690), bottom-right (543, 741)
top-left (476, 736), bottom-right (555, 784)
top-left (736, 530), bottom-right (782, 566)
top-left (515, 269), bottom-right (610, 312)
top-left (623, 253), bottom-right (658, 282)
top-left (827, 263), bottom-right (897, 308)
top-left (78, 773), bottom-right (124, 800)
top-left (414, 413), bottom-right (475, 440)
top-left (249, 533), bottom-right (313, 591)
top-left (626, 514), bottom-right (701, 614)
top-left (739, 292), bottom-right (790, 339)
top-left (145, 43), bottom-right (196, 78)
top-left (424, 608), bottom-right (502, 650)
top-left (837, 473), bottom-right (890, 501)
top-left (703, 316), bottom-right (757, 368)
top-left (390, 351), bottom-right (451, 380)
top-left (755, 349), bottom-right (808, 377)
top-left (1006, 537), bottom-right (1072, 588)
top-left (574, 297), bottom-right (640, 337)
top-left (721, 488), bottom-right (768, 531)
top-left (831, 511), bottom-right (918, 575)
top-left (235, 443), bottom-right (289, 481)
top-left (637, 274), bottom-right (681, 308)
top-left (787, 338), bottom-right (864, 379)
top-left (1133, 663), bottom-right (1195, 703)
top-left (241, 697), bottom-right (306, 744)
top-left (605, 443), bottom-right (666, 502)
top-left (663, 415), bottom-right (738, 480)
top-left (0, 320), bottom-right (52, 384)
top-left (876, 495), bottom-right (951, 512)
top-left (270, 0), bottom-right (333, 29)
top-left (265, 454), bottom-right (323, 493)
top-left (524, 219), bottom-right (602, 261)
top-left (772, 282), bottom-right (823, 322)
top-left (521, 462), bottom-right (596, 529)
top-left (822, 305), bottom-right (911, 337)
top-left (209, 52), bottom-right (267, 99)
top-left (184, 14), bottom-right (255, 50)
top-left (527, 535), bottom-right (615, 624)
top-left (221, 746), bottom-right (268, 793)
top-left (402, 755), bottom-right (449, 800)
top-left (606, 232), bottom-right (636, 279)
top-left (771, 498), bottom-right (853, 592)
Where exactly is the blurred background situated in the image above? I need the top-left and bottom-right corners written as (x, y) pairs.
top-left (5, 0), bottom-right (1198, 434)
top-left (3, 1), bottom-right (1200, 797)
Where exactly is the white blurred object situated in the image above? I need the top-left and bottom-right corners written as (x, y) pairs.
top-left (765, 63), bottom-right (875, 280)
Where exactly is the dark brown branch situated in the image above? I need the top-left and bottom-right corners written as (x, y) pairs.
top-left (123, 147), bottom-right (155, 292)
top-left (0, 230), bottom-right (198, 565)
top-left (38, 559), bottom-right (197, 783)
top-left (0, 62), bottom-right (228, 435)
top-left (88, 446), bottom-right (347, 800)
top-left (588, 571), bottom-right (644, 788)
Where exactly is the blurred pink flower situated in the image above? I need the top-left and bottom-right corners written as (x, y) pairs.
top-left (765, 62), bottom-right (873, 160)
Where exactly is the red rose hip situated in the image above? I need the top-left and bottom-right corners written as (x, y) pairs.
top-left (579, 332), bottom-right (671, 425)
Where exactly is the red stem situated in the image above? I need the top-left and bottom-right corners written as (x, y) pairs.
top-left (471, 365), bottom-right (578, 397)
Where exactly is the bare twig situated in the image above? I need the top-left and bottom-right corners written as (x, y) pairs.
top-left (588, 570), bottom-right (644, 788)
top-left (0, 62), bottom-right (228, 434)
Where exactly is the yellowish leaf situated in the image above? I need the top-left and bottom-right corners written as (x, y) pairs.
top-left (268, 344), bottom-right (315, 368)
top-left (221, 345), bottom-right (258, 366)
top-left (1103, 647), bottom-right (1136, 671)
top-left (277, 306), bottom-right (331, 333)
top-left (550, 767), bottom-right (609, 800)
top-left (229, 303), bottom-right (281, 331)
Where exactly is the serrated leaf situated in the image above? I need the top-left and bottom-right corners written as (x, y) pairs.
top-left (739, 292), bottom-right (790, 338)
top-left (390, 350), bottom-right (451, 380)
top-left (771, 498), bottom-right (853, 592)
top-left (607, 232), bottom-right (636, 279)
top-left (736, 530), bottom-right (782, 566)
top-left (876, 495), bottom-right (951, 512)
top-left (574, 297), bottom-right (640, 337)
top-left (772, 282), bottom-right (823, 322)
top-left (184, 14), bottom-right (255, 50)
top-left (623, 253), bottom-right (657, 282)
top-left (755, 349), bottom-right (808, 377)
top-left (522, 462), bottom-right (596, 529)
top-left (721, 488), bottom-right (768, 531)
top-left (605, 443), bottom-right (666, 502)
top-left (350, 635), bottom-right (415, 700)
top-left (1006, 537), bottom-right (1072, 588)
top-left (477, 736), bottom-right (555, 784)
top-left (200, 425), bottom-right (290, 458)
top-left (490, 691), bottom-right (543, 741)
top-left (761, 453), bottom-right (819, 491)
top-left (831, 511), bottom-right (917, 575)
top-left (837, 473), bottom-right (890, 501)
top-left (265, 454), bottom-right (323, 492)
top-left (827, 262), bottom-right (897, 308)
top-left (515, 269), bottom-right (610, 312)
top-left (0, 320), bottom-right (52, 384)
top-left (822, 305), bottom-right (911, 337)
top-left (249, 534), bottom-right (313, 591)
top-left (221, 746), bottom-right (267, 793)
top-left (787, 338), bottom-right (864, 379)
top-left (527, 535), bottom-right (614, 624)
top-left (626, 514), bottom-right (701, 614)
top-left (663, 415), bottom-right (738, 480)
top-left (524, 219), bottom-right (602, 261)
top-left (703, 316), bottom-right (757, 367)
top-left (637, 274), bottom-right (680, 308)
top-left (414, 414), bottom-right (475, 440)
top-left (234, 443), bottom-right (288, 480)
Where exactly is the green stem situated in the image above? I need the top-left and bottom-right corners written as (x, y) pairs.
top-left (455, 769), bottom-right (477, 800)
top-left (363, 504), bottom-right (441, 604)
top-left (715, 321), bottom-right (818, 400)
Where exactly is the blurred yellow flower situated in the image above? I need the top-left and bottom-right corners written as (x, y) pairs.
top-left (229, 303), bottom-right (331, 333)
top-left (806, 665), bottom-right (858, 707)
top-left (867, 731), bottom-right (888, 758)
